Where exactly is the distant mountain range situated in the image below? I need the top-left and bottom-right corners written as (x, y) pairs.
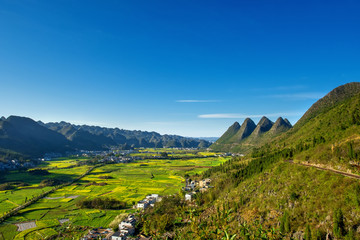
top-left (0, 117), bottom-right (211, 158)
top-left (195, 137), bottom-right (219, 143)
top-left (211, 116), bottom-right (293, 153)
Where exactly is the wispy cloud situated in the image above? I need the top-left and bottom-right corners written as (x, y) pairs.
top-left (266, 92), bottom-right (324, 100)
top-left (176, 100), bottom-right (221, 103)
top-left (198, 112), bottom-right (303, 119)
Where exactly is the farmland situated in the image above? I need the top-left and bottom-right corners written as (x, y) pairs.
top-left (0, 149), bottom-right (229, 239)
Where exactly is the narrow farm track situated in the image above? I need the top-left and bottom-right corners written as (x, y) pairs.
top-left (286, 160), bottom-right (360, 179)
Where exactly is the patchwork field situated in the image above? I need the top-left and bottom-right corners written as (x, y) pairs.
top-left (0, 149), bottom-right (228, 239)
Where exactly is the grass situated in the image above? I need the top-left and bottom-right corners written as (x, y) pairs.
top-left (13, 219), bottom-right (60, 240)
top-left (0, 149), bottom-right (228, 239)
top-left (218, 161), bottom-right (360, 236)
top-left (0, 224), bottom-right (17, 240)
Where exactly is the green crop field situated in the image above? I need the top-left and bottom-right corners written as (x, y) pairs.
top-left (0, 149), bottom-right (228, 239)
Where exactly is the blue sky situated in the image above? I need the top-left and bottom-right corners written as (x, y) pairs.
top-left (1, 1), bottom-right (359, 137)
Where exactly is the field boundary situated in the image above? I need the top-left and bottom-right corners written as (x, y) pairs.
top-left (0, 165), bottom-right (100, 224)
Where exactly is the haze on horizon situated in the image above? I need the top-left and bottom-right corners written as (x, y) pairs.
top-left (1, 1), bottom-right (359, 137)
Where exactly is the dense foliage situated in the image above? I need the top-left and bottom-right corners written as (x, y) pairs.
top-left (28, 169), bottom-right (50, 175)
top-left (40, 178), bottom-right (66, 186)
top-left (77, 197), bottom-right (127, 210)
top-left (138, 83), bottom-right (360, 240)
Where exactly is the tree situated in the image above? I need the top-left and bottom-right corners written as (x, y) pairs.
top-left (345, 229), bottom-right (355, 240)
top-left (304, 224), bottom-right (311, 240)
top-left (280, 211), bottom-right (291, 234)
top-left (333, 208), bottom-right (345, 238)
top-left (348, 141), bottom-right (355, 159)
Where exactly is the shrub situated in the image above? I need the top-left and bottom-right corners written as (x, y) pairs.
top-left (77, 197), bottom-right (127, 210)
top-left (98, 175), bottom-right (113, 179)
top-left (333, 208), bottom-right (345, 238)
top-left (0, 183), bottom-right (15, 191)
top-left (28, 169), bottom-right (50, 175)
top-left (40, 178), bottom-right (65, 186)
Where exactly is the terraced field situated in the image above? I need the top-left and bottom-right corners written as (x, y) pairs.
top-left (0, 150), bottom-right (228, 239)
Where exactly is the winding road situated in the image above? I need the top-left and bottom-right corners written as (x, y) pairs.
top-left (286, 160), bottom-right (360, 180)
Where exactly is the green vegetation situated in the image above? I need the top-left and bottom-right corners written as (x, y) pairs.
top-left (214, 121), bottom-right (240, 144)
top-left (0, 151), bottom-right (228, 239)
top-left (28, 169), bottom-right (50, 176)
top-left (136, 83), bottom-right (360, 239)
top-left (77, 197), bottom-right (127, 210)
top-left (2, 83), bottom-right (360, 239)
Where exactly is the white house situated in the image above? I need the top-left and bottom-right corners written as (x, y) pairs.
top-left (185, 193), bottom-right (195, 201)
top-left (137, 200), bottom-right (149, 209)
top-left (120, 226), bottom-right (135, 235)
top-left (189, 181), bottom-right (196, 189)
top-left (111, 232), bottom-right (127, 240)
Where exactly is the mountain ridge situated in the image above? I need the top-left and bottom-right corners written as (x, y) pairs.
top-left (0, 116), bottom-right (211, 158)
top-left (229, 118), bottom-right (256, 143)
top-left (211, 116), bottom-right (292, 153)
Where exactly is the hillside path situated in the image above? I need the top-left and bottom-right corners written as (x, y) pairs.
top-left (286, 160), bottom-right (360, 180)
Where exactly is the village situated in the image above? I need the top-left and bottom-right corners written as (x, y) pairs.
top-left (183, 178), bottom-right (213, 201)
top-left (81, 214), bottom-right (138, 240)
top-left (80, 177), bottom-right (213, 239)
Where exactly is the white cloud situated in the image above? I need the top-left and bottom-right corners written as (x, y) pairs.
top-left (198, 112), bottom-right (303, 119)
top-left (176, 100), bottom-right (221, 103)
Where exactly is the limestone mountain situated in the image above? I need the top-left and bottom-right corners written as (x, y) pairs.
top-left (284, 118), bottom-right (291, 126)
top-left (251, 116), bottom-right (274, 137)
top-left (269, 117), bottom-right (292, 134)
top-left (211, 116), bottom-right (292, 153)
top-left (229, 118), bottom-right (256, 142)
top-left (214, 121), bottom-right (241, 144)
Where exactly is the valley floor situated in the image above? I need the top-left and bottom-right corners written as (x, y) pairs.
top-left (0, 149), bottom-right (228, 239)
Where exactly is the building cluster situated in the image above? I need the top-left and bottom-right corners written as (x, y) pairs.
top-left (98, 156), bottom-right (141, 164)
top-left (0, 159), bottom-right (35, 171)
top-left (71, 149), bottom-right (135, 157)
top-left (81, 227), bottom-right (114, 240)
top-left (183, 178), bottom-right (212, 201)
top-left (215, 152), bottom-right (244, 157)
top-left (111, 214), bottom-right (136, 240)
top-left (136, 194), bottom-right (161, 210)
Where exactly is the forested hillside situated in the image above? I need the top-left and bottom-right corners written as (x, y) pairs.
top-left (138, 82), bottom-right (360, 240)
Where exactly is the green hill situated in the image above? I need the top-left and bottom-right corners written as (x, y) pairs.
top-left (270, 83), bottom-right (360, 170)
top-left (139, 82), bottom-right (360, 239)
top-left (229, 118), bottom-right (256, 143)
top-left (0, 116), bottom-right (71, 158)
top-left (212, 121), bottom-right (241, 145)
top-left (296, 82), bottom-right (360, 128)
